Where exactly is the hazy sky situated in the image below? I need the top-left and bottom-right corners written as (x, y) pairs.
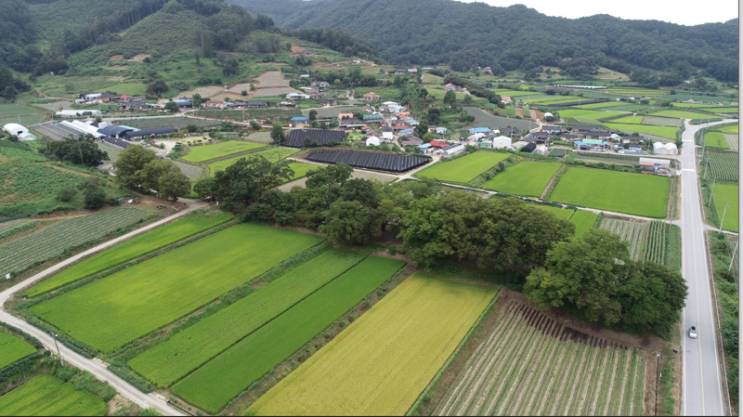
top-left (458, 0), bottom-right (738, 26)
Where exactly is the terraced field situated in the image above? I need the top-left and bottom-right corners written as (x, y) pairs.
top-left (598, 218), bottom-right (648, 261)
top-left (435, 302), bottom-right (645, 416)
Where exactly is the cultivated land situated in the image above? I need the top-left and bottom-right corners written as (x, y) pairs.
top-left (483, 161), bottom-right (562, 197)
top-left (650, 110), bottom-right (709, 119)
top-left (0, 375), bottom-right (107, 416)
top-left (0, 104), bottom-right (37, 116)
top-left (703, 151), bottom-right (738, 182)
top-left (550, 168), bottom-right (669, 218)
top-left (435, 302), bottom-right (645, 416)
top-left (712, 183), bottom-right (738, 232)
top-left (181, 141), bottom-right (267, 163)
top-left (604, 123), bottom-right (678, 140)
top-left (247, 272), bottom-right (498, 416)
top-left (31, 224), bottom-right (322, 353)
top-left (26, 211), bottom-right (234, 297)
top-left (599, 218), bottom-right (648, 261)
top-left (416, 152), bottom-right (511, 183)
top-left (207, 147), bottom-right (299, 176)
top-left (173, 256), bottom-right (407, 413)
top-left (641, 116), bottom-right (684, 127)
top-left (704, 132), bottom-right (730, 149)
top-left (0, 332), bottom-right (37, 368)
top-left (573, 102), bottom-right (628, 109)
top-left (569, 210), bottom-right (600, 239)
top-left (556, 109), bottom-right (624, 120)
top-left (130, 248), bottom-right (368, 388)
top-left (284, 162), bottom-right (317, 183)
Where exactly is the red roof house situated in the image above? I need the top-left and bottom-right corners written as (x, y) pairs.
top-left (430, 140), bottom-right (448, 148)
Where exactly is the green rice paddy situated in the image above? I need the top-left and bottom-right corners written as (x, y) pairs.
top-left (704, 132), bottom-right (730, 149)
top-left (649, 110), bottom-right (708, 119)
top-left (0, 332), bottom-right (37, 368)
top-left (483, 161), bottom-right (562, 197)
top-left (31, 224), bottom-right (323, 353)
top-left (718, 124), bottom-right (739, 134)
top-left (0, 375), bottom-right (107, 416)
top-left (604, 123), bottom-right (678, 140)
top-left (284, 162), bottom-right (318, 183)
top-left (415, 152), bottom-right (511, 183)
top-left (550, 168), bottom-right (669, 218)
top-left (569, 210), bottom-right (600, 238)
top-left (181, 141), bottom-right (267, 163)
top-left (572, 102), bottom-right (627, 109)
top-left (556, 110), bottom-right (624, 120)
top-left (712, 183), bottom-right (738, 232)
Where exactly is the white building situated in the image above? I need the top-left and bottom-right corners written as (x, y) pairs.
top-left (492, 136), bottom-right (512, 149)
top-left (440, 144), bottom-right (465, 157)
top-left (56, 109), bottom-right (102, 117)
top-left (468, 133), bottom-right (486, 142)
top-left (640, 157), bottom-right (671, 168)
top-left (366, 137), bottom-right (380, 147)
top-left (2, 123), bottom-right (28, 136)
top-left (382, 132), bottom-right (394, 142)
top-left (653, 142), bottom-right (678, 155)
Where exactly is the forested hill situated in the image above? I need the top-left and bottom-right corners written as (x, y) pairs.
top-left (228, 0), bottom-right (739, 82)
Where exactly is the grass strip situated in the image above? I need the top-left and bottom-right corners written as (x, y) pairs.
top-left (173, 257), bottom-right (406, 413)
top-left (26, 212), bottom-right (234, 297)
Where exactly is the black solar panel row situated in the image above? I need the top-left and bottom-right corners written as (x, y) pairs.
top-left (305, 150), bottom-right (429, 173)
top-left (283, 129), bottom-right (346, 148)
top-left (103, 137), bottom-right (131, 149)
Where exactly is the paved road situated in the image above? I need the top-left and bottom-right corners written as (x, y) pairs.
top-left (0, 201), bottom-right (208, 416)
top-left (680, 119), bottom-right (732, 416)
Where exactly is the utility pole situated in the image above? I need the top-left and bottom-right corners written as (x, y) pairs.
top-left (52, 333), bottom-right (64, 366)
top-left (728, 240), bottom-right (738, 272)
top-left (720, 202), bottom-right (729, 232)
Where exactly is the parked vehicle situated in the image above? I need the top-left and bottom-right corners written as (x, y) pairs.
top-left (689, 325), bottom-right (698, 339)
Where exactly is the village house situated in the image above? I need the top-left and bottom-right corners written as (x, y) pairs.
top-left (363, 92), bottom-right (382, 101)
top-left (320, 97), bottom-right (338, 106)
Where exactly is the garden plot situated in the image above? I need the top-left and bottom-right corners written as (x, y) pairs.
top-left (435, 301), bottom-right (645, 416)
top-left (31, 224), bottom-right (323, 353)
top-left (26, 212), bottom-right (233, 298)
top-left (207, 147), bottom-right (300, 176)
top-left (551, 168), bottom-right (670, 218)
top-left (482, 161), bottom-right (562, 197)
top-left (703, 152), bottom-right (738, 182)
top-left (174, 161), bottom-right (206, 180)
top-left (181, 141), bottom-right (267, 163)
top-left (0, 207), bottom-right (146, 276)
top-left (464, 107), bottom-right (538, 130)
top-left (643, 221), bottom-right (667, 265)
top-left (0, 375), bottom-right (107, 416)
top-left (598, 218), bottom-right (648, 261)
top-left (248, 272), bottom-right (498, 416)
top-left (415, 152), bottom-right (511, 184)
top-left (641, 116), bottom-right (683, 127)
top-left (0, 332), bottom-right (37, 369)
top-left (723, 134), bottom-right (738, 151)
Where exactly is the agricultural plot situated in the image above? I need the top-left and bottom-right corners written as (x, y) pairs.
top-left (0, 375), bottom-right (107, 416)
top-left (276, 169), bottom-right (396, 192)
top-left (94, 83), bottom-right (145, 95)
top-left (0, 219), bottom-right (35, 235)
top-left (131, 249), bottom-right (367, 388)
top-left (572, 101), bottom-right (628, 109)
top-left (704, 132), bottom-right (729, 149)
top-left (247, 272), bottom-right (498, 416)
top-left (0, 332), bottom-right (37, 368)
top-left (97, 142), bottom-right (122, 163)
top-left (723, 134), bottom-right (738, 151)
top-left (0, 162), bottom-right (90, 217)
top-left (173, 256), bottom-right (407, 413)
top-left (116, 117), bottom-right (221, 130)
top-left (173, 161), bottom-right (206, 180)
top-left (283, 162), bottom-right (317, 183)
top-left (604, 88), bottom-right (669, 95)
top-left (556, 109), bottom-right (624, 120)
top-left (604, 123), bottom-right (678, 140)
top-left (482, 161), bottom-right (561, 197)
top-left (641, 116), bottom-right (684, 127)
top-left (26, 212), bottom-right (233, 298)
top-left (0, 207), bottom-right (146, 276)
top-left (195, 109), bottom-right (302, 121)
top-left (464, 107), bottom-right (538, 130)
top-left (0, 146), bottom-right (46, 162)
top-left (703, 152), bottom-right (738, 182)
top-left (31, 224), bottom-right (322, 353)
top-left (306, 107), bottom-right (365, 118)
top-left (599, 218), bottom-right (648, 261)
top-left (643, 221), bottom-right (667, 265)
top-left (0, 104), bottom-right (36, 116)
top-left (435, 302), bottom-right (645, 416)
top-left (717, 124), bottom-right (739, 134)
top-left (551, 168), bottom-right (669, 218)
top-left (649, 110), bottom-right (708, 119)
top-left (570, 210), bottom-right (599, 239)
top-left (181, 141), bottom-right (267, 163)
top-left (246, 131), bottom-right (273, 144)
top-left (416, 152), bottom-right (511, 183)
top-left (207, 147), bottom-right (299, 176)
top-left (528, 204), bottom-right (573, 221)
top-left (712, 183), bottom-right (738, 232)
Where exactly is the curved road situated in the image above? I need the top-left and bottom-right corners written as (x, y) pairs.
top-left (0, 202), bottom-right (208, 416)
top-left (680, 119), bottom-right (733, 416)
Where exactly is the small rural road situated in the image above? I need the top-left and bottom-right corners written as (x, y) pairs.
top-left (0, 201), bottom-right (209, 416)
top-left (679, 119), bottom-right (733, 416)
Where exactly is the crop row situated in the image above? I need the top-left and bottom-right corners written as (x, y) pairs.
top-left (0, 208), bottom-right (146, 276)
top-left (600, 219), bottom-right (648, 261)
top-left (643, 221), bottom-right (667, 264)
top-left (435, 302), bottom-right (645, 416)
top-left (724, 134), bottom-right (738, 152)
top-left (704, 151), bottom-right (738, 182)
top-left (0, 375), bottom-right (107, 416)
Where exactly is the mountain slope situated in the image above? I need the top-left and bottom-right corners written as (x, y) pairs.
top-left (229, 0), bottom-right (738, 82)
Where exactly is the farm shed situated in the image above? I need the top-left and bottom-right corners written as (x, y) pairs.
top-left (401, 136), bottom-right (424, 146)
top-left (382, 132), bottom-right (394, 141)
top-left (104, 137), bottom-right (131, 149)
top-left (363, 114), bottom-right (384, 122)
top-left (366, 137), bottom-right (380, 147)
top-left (468, 133), bottom-right (486, 142)
top-left (521, 143), bottom-right (537, 153)
top-left (398, 128), bottom-right (414, 135)
top-left (246, 101), bottom-right (268, 107)
top-left (639, 157), bottom-right (671, 169)
top-left (653, 142), bottom-right (678, 155)
top-left (573, 141), bottom-right (590, 150)
top-left (468, 127), bottom-right (492, 134)
top-left (283, 129), bottom-right (345, 148)
top-left (2, 123), bottom-right (28, 136)
top-left (56, 109), bottom-right (102, 117)
top-left (123, 128), bottom-right (178, 140)
top-left (429, 140), bottom-right (448, 149)
top-left (500, 127), bottom-right (522, 136)
top-left (541, 125), bottom-right (562, 133)
top-left (440, 144), bottom-right (465, 157)
top-left (406, 118), bottom-right (420, 126)
top-left (305, 150), bottom-right (429, 172)
top-left (534, 145), bottom-right (548, 155)
top-left (492, 136), bottom-right (512, 149)
top-left (436, 127), bottom-right (448, 134)
top-left (291, 117), bottom-right (309, 123)
top-left (98, 125), bottom-right (138, 138)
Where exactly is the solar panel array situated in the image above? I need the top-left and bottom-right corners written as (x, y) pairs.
top-left (103, 136), bottom-right (131, 149)
top-left (283, 129), bottom-right (346, 148)
top-left (305, 150), bottom-right (429, 173)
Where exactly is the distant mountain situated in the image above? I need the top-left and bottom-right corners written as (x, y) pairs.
top-left (228, 0), bottom-right (739, 82)
top-left (725, 18), bottom-right (738, 25)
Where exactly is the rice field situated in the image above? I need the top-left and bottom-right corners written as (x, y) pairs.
top-left (711, 183), bottom-right (738, 232)
top-left (598, 218), bottom-right (648, 261)
top-left (0, 332), bottom-right (37, 368)
top-left (704, 132), bottom-right (730, 149)
top-left (26, 212), bottom-right (234, 298)
top-left (207, 147), bottom-right (300, 176)
top-left (247, 273), bottom-right (499, 416)
top-left (415, 152), bottom-right (511, 183)
top-left (550, 168), bottom-right (670, 218)
top-left (717, 124), bottom-right (738, 134)
top-left (181, 141), bottom-right (267, 163)
top-left (483, 161), bottom-right (562, 197)
top-left (556, 110), bottom-right (625, 121)
top-left (434, 301), bottom-right (645, 416)
top-left (173, 256), bottom-right (407, 413)
top-left (0, 375), bottom-right (107, 416)
top-left (570, 210), bottom-right (600, 239)
top-left (571, 102), bottom-right (628, 109)
top-left (604, 123), bottom-right (678, 140)
top-left (31, 224), bottom-right (323, 353)
top-left (641, 116), bottom-right (683, 127)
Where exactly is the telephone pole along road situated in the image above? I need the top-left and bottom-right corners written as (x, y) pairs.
top-left (0, 201), bottom-right (208, 416)
top-left (680, 119), bottom-right (732, 416)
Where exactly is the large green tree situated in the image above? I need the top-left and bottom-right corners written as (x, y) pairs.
top-left (321, 200), bottom-right (383, 246)
top-left (114, 145), bottom-right (157, 188)
top-left (158, 171), bottom-right (192, 201)
top-left (47, 135), bottom-right (108, 166)
top-left (213, 156), bottom-right (294, 208)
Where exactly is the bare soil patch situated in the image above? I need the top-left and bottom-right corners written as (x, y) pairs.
top-left (290, 45), bottom-right (304, 53)
top-left (127, 54), bottom-right (151, 63)
top-left (251, 87), bottom-right (303, 97)
top-left (108, 54), bottom-right (125, 62)
top-left (106, 65), bottom-right (129, 70)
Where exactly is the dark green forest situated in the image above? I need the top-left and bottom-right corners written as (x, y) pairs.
top-left (229, 0), bottom-right (739, 83)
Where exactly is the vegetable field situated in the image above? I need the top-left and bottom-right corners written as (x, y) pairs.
top-left (247, 273), bottom-right (498, 416)
top-left (703, 152), bottom-right (738, 182)
top-left (641, 116), bottom-right (683, 127)
top-left (723, 134), bottom-right (738, 151)
top-left (0, 207), bottom-right (147, 276)
top-left (604, 123), bottom-right (678, 140)
top-left (173, 256), bottom-right (407, 413)
top-left (114, 117), bottom-right (221, 130)
top-left (181, 141), bottom-right (267, 163)
top-left (482, 161), bottom-right (562, 197)
top-left (416, 152), bottom-right (511, 183)
top-left (195, 109), bottom-right (302, 121)
top-left (643, 221), bottom-right (667, 265)
top-left (551, 168), bottom-right (670, 218)
top-left (649, 110), bottom-right (708, 119)
top-left (598, 218), bottom-right (648, 261)
top-left (555, 110), bottom-right (624, 121)
top-left (0, 104), bottom-right (36, 116)
top-left (26, 212), bottom-right (234, 297)
top-left (0, 375), bottom-right (107, 416)
top-left (207, 147), bottom-right (299, 176)
top-left (31, 224), bottom-right (323, 353)
top-left (0, 162), bottom-right (89, 217)
top-left (0, 332), bottom-right (37, 369)
top-left (131, 249), bottom-right (367, 388)
top-left (435, 302), bottom-right (645, 416)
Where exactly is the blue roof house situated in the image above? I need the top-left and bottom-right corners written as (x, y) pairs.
top-left (468, 127), bottom-right (491, 134)
top-left (291, 116), bottom-right (309, 122)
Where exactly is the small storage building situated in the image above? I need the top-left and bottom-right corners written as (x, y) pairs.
top-left (492, 136), bottom-right (512, 149)
top-left (2, 123), bottom-right (28, 136)
top-left (440, 144), bottom-right (465, 157)
top-left (366, 137), bottom-right (380, 147)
